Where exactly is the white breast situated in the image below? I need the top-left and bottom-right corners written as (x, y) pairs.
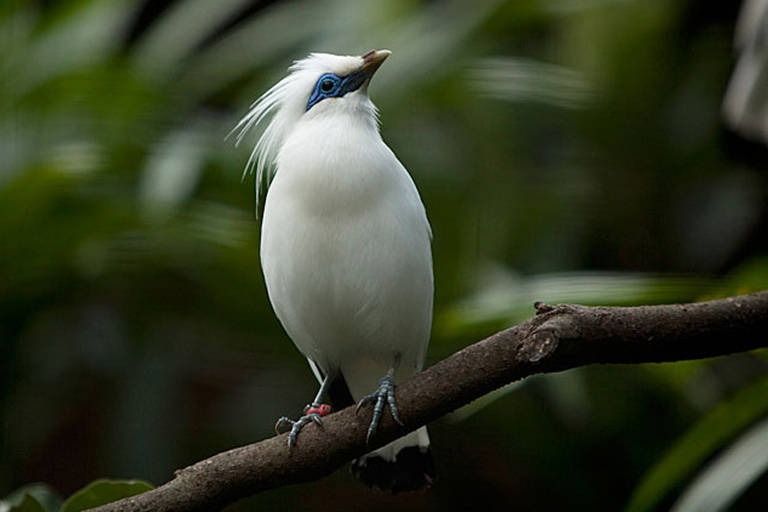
top-left (259, 113), bottom-right (433, 373)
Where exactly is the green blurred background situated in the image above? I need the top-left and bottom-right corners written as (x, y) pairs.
top-left (2, 0), bottom-right (768, 510)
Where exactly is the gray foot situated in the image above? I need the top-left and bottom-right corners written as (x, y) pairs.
top-left (275, 403), bottom-right (331, 447)
top-left (356, 375), bottom-right (404, 444)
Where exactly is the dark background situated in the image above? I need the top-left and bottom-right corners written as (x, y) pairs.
top-left (2, 0), bottom-right (768, 510)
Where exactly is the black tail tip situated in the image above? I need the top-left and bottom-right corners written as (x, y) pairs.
top-left (350, 446), bottom-right (436, 494)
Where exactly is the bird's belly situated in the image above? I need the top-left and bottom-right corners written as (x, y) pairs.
top-left (260, 196), bottom-right (432, 370)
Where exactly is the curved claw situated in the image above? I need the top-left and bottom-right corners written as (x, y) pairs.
top-left (356, 375), bottom-right (402, 445)
top-left (310, 413), bottom-right (325, 428)
top-left (275, 406), bottom-right (329, 447)
top-left (275, 416), bottom-right (294, 435)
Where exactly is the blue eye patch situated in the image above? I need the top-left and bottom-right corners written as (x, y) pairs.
top-left (306, 70), bottom-right (368, 111)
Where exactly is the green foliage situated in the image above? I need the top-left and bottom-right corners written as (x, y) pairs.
top-left (672, 417), bottom-right (768, 512)
top-left (626, 376), bottom-right (768, 512)
top-left (60, 479), bottom-right (154, 512)
top-left (1, 480), bottom-right (153, 512)
top-left (2, 0), bottom-right (766, 510)
top-left (0, 484), bottom-right (60, 512)
top-left (4, 495), bottom-right (46, 512)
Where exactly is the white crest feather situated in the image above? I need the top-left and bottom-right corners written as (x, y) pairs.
top-left (231, 71), bottom-right (301, 209)
top-left (231, 53), bottom-right (369, 211)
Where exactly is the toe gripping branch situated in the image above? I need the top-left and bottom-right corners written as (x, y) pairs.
top-left (275, 403), bottom-right (332, 447)
top-left (356, 373), bottom-right (404, 445)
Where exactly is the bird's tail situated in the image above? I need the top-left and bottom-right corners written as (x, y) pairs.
top-left (350, 426), bottom-right (435, 493)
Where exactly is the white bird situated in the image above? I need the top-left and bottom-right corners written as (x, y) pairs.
top-left (234, 50), bottom-right (435, 492)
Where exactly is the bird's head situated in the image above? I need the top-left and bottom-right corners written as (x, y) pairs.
top-left (233, 50), bottom-right (392, 201)
top-left (302, 49), bottom-right (390, 113)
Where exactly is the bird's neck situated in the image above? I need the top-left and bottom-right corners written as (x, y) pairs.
top-left (274, 112), bottom-right (394, 217)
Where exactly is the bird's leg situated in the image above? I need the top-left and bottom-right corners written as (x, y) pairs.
top-left (275, 370), bottom-right (336, 447)
top-left (356, 354), bottom-right (404, 444)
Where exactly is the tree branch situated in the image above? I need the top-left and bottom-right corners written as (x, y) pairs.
top-left (89, 291), bottom-right (768, 512)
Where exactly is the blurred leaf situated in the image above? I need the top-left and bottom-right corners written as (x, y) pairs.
top-left (0, 495), bottom-right (45, 512)
top-left (469, 57), bottom-right (596, 108)
top-left (669, 416), bottom-right (768, 512)
top-left (182, 0), bottom-right (326, 100)
top-left (3, 0), bottom-right (134, 102)
top-left (139, 125), bottom-right (209, 220)
top-left (1, 0), bottom-right (766, 510)
top-left (448, 380), bottom-right (527, 422)
top-left (132, 0), bottom-right (252, 79)
top-left (625, 376), bottom-right (768, 512)
top-left (438, 267), bottom-right (724, 338)
top-left (728, 257), bottom-right (768, 294)
top-left (60, 479), bottom-right (154, 512)
top-left (0, 483), bottom-right (60, 512)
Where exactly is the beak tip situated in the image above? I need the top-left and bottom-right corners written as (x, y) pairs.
top-left (361, 49), bottom-right (391, 76)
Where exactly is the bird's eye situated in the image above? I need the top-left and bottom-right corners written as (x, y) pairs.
top-left (321, 79), bottom-right (336, 93)
top-left (306, 74), bottom-right (343, 110)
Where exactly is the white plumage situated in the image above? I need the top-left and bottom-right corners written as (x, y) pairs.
top-left (235, 50), bottom-right (434, 492)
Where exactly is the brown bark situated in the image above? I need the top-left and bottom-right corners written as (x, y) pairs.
top-left (88, 291), bottom-right (768, 512)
